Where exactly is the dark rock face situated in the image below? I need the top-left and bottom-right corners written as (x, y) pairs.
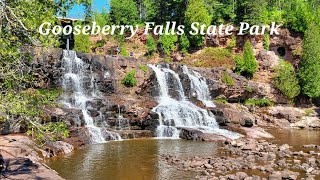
top-left (179, 128), bottom-right (228, 142)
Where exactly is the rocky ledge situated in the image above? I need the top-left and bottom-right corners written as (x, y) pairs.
top-left (162, 138), bottom-right (320, 180)
top-left (0, 135), bottom-right (70, 179)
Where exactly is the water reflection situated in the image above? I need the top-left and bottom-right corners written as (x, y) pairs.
top-left (46, 139), bottom-right (220, 180)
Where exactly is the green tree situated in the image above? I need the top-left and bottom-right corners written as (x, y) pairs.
top-left (185, 0), bottom-right (212, 47)
top-left (274, 60), bottom-right (300, 99)
top-left (146, 35), bottom-right (157, 55)
top-left (158, 34), bottom-right (178, 55)
top-left (298, 23), bottom-right (320, 98)
top-left (110, 0), bottom-right (139, 25)
top-left (242, 40), bottom-right (257, 75)
top-left (235, 40), bottom-right (257, 76)
top-left (236, 0), bottom-right (268, 24)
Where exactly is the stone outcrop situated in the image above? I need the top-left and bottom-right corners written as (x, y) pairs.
top-left (0, 135), bottom-right (64, 179)
top-left (179, 128), bottom-right (228, 142)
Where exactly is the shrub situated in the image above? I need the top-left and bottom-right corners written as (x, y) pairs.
top-left (146, 35), bottom-right (157, 55)
top-left (244, 99), bottom-right (273, 107)
top-left (180, 34), bottom-right (190, 54)
top-left (227, 35), bottom-right (236, 49)
top-left (263, 34), bottom-right (270, 50)
top-left (221, 71), bottom-right (234, 86)
top-left (274, 60), bottom-right (300, 99)
top-left (139, 65), bottom-right (148, 73)
top-left (74, 33), bottom-right (91, 53)
top-left (122, 70), bottom-right (137, 87)
top-left (158, 33), bottom-right (178, 55)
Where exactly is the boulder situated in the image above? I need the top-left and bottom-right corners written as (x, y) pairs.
top-left (257, 50), bottom-right (280, 70)
top-left (290, 117), bottom-right (320, 129)
top-left (179, 128), bottom-right (228, 142)
top-left (240, 118), bottom-right (254, 127)
top-left (268, 106), bottom-right (306, 123)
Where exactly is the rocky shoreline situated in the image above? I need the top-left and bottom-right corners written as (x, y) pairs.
top-left (0, 135), bottom-right (65, 179)
top-left (162, 138), bottom-right (320, 180)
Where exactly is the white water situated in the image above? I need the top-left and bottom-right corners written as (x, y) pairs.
top-left (182, 66), bottom-right (216, 108)
top-left (61, 50), bottom-right (120, 143)
top-left (149, 64), bottom-right (239, 139)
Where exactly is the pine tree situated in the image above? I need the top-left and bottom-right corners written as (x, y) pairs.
top-left (184, 0), bottom-right (212, 47)
top-left (110, 0), bottom-right (139, 25)
top-left (298, 23), bottom-right (320, 98)
top-left (242, 40), bottom-right (257, 75)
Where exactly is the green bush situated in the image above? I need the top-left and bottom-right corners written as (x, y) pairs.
top-left (244, 99), bottom-right (273, 107)
top-left (180, 34), bottom-right (190, 54)
top-left (274, 60), bottom-right (300, 99)
top-left (235, 40), bottom-right (257, 77)
top-left (139, 65), bottom-right (148, 73)
top-left (74, 33), bottom-right (91, 53)
top-left (146, 35), bottom-right (157, 55)
top-left (263, 34), bottom-right (270, 50)
top-left (227, 35), bottom-right (236, 49)
top-left (122, 70), bottom-right (137, 87)
top-left (158, 33), bottom-right (178, 55)
top-left (222, 71), bottom-right (234, 86)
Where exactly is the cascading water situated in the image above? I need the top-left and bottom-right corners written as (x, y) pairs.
top-left (149, 64), bottom-right (239, 139)
top-left (182, 66), bottom-right (215, 108)
top-left (61, 50), bottom-right (120, 143)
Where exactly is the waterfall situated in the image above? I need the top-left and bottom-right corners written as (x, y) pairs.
top-left (61, 50), bottom-right (120, 143)
top-left (182, 65), bottom-right (216, 108)
top-left (149, 64), bottom-right (239, 139)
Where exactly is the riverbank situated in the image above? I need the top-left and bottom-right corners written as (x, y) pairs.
top-left (45, 129), bottom-right (320, 180)
top-left (0, 135), bottom-right (64, 179)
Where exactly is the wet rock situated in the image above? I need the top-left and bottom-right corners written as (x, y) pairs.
top-left (240, 118), bottom-right (254, 127)
top-left (291, 117), bottom-right (320, 129)
top-left (268, 106), bottom-right (305, 123)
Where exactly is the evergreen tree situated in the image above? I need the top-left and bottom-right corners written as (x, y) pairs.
top-left (184, 0), bottom-right (212, 47)
top-left (236, 40), bottom-right (257, 76)
top-left (110, 0), bottom-right (139, 25)
top-left (236, 0), bottom-right (268, 25)
top-left (298, 23), bottom-right (320, 98)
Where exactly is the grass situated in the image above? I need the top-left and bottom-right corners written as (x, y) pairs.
top-left (222, 71), bottom-right (234, 86)
top-left (214, 98), bottom-right (228, 104)
top-left (139, 65), bottom-right (148, 73)
top-left (183, 47), bottom-right (235, 69)
top-left (244, 98), bottom-right (273, 107)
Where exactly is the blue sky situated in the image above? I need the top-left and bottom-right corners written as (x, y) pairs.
top-left (66, 0), bottom-right (110, 19)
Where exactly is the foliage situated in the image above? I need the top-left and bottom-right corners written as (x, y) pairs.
top-left (180, 34), bottom-right (190, 54)
top-left (158, 34), bottom-right (178, 55)
top-left (93, 8), bottom-right (110, 27)
top-left (184, 47), bottom-right (234, 68)
top-left (119, 44), bottom-right (130, 57)
top-left (184, 0), bottom-right (211, 47)
top-left (74, 27), bottom-right (92, 53)
top-left (26, 122), bottom-right (69, 145)
top-left (263, 34), bottom-right (270, 50)
top-left (122, 70), bottom-right (137, 87)
top-left (222, 71), bottom-right (234, 86)
top-left (214, 98), bottom-right (228, 104)
top-left (146, 35), bottom-right (157, 55)
top-left (273, 60), bottom-right (300, 99)
top-left (245, 85), bottom-right (254, 93)
top-left (244, 99), bottom-right (273, 107)
top-left (110, 0), bottom-right (139, 25)
top-left (298, 23), bottom-right (320, 98)
top-left (227, 35), bottom-right (236, 49)
top-left (139, 65), bottom-right (148, 73)
top-left (235, 40), bottom-right (257, 77)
